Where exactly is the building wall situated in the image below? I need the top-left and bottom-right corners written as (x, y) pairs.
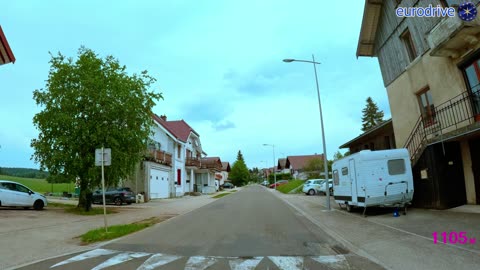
top-left (348, 131), bottom-right (396, 153)
top-left (386, 53), bottom-right (468, 147)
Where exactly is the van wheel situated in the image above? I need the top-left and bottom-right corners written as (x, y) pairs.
top-left (33, 200), bottom-right (44, 210)
top-left (308, 189), bottom-right (316, 196)
top-left (346, 203), bottom-right (353, 212)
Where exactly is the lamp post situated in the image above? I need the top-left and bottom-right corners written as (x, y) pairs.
top-left (263, 144), bottom-right (276, 190)
top-left (283, 55), bottom-right (331, 210)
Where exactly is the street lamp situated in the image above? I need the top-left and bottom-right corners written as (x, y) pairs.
top-left (263, 144), bottom-right (276, 190)
top-left (283, 54), bottom-right (331, 210)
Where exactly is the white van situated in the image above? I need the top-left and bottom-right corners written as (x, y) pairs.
top-left (0, 180), bottom-right (48, 210)
top-left (332, 149), bottom-right (413, 213)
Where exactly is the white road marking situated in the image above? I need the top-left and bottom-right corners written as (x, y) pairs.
top-left (228, 257), bottom-right (263, 270)
top-left (311, 255), bottom-right (349, 269)
top-left (184, 256), bottom-right (218, 270)
top-left (268, 256), bottom-right (304, 270)
top-left (91, 252), bottom-right (151, 270)
top-left (50, 249), bottom-right (117, 268)
top-left (136, 253), bottom-right (182, 270)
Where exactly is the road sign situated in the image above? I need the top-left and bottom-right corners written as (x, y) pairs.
top-left (95, 148), bottom-right (111, 166)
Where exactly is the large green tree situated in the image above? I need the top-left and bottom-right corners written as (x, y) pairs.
top-left (361, 97), bottom-right (384, 132)
top-left (303, 157), bottom-right (332, 179)
top-left (31, 47), bottom-right (162, 208)
top-left (229, 151), bottom-right (250, 186)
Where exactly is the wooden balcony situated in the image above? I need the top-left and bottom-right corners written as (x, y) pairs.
top-left (145, 149), bottom-right (172, 166)
top-left (199, 158), bottom-right (222, 171)
top-left (186, 157), bottom-right (201, 167)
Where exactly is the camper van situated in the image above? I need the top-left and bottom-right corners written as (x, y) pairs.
top-left (332, 149), bottom-right (413, 213)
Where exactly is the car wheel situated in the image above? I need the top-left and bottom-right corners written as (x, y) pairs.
top-left (127, 202), bottom-right (132, 205)
top-left (33, 200), bottom-right (44, 210)
top-left (308, 189), bottom-right (316, 196)
top-left (346, 203), bottom-right (353, 212)
top-left (114, 197), bottom-right (122, 206)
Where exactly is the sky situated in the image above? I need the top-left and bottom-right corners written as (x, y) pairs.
top-left (0, 0), bottom-right (390, 170)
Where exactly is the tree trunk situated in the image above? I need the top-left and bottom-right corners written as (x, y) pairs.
top-left (77, 176), bottom-right (89, 208)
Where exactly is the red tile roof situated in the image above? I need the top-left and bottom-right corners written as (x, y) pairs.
top-left (152, 114), bottom-right (199, 143)
top-left (285, 154), bottom-right (324, 171)
top-left (0, 26), bottom-right (15, 65)
top-left (277, 158), bottom-right (287, 169)
top-left (221, 162), bottom-right (231, 172)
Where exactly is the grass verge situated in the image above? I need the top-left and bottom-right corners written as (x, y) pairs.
top-left (277, 180), bottom-right (305, 194)
top-left (212, 193), bottom-right (230, 199)
top-left (80, 217), bottom-right (162, 244)
top-left (229, 190), bottom-right (237, 192)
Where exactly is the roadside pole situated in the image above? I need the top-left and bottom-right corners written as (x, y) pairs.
top-left (101, 146), bottom-right (108, 233)
top-left (96, 147), bottom-right (111, 233)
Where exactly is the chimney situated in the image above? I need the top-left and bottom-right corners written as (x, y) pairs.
top-left (160, 115), bottom-right (167, 121)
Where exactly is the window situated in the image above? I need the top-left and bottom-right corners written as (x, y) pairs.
top-left (177, 145), bottom-right (181, 159)
top-left (341, 167), bottom-right (348, 175)
top-left (417, 87), bottom-right (435, 126)
top-left (177, 169), bottom-right (181, 186)
top-left (388, 159), bottom-right (406, 175)
top-left (186, 149), bottom-right (191, 158)
top-left (369, 142), bottom-right (375, 151)
top-left (463, 59), bottom-right (480, 116)
top-left (400, 29), bottom-right (417, 62)
top-left (333, 170), bottom-right (339, 185)
top-left (15, 184), bottom-right (30, 193)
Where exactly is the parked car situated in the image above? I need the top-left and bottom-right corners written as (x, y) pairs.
top-left (302, 179), bottom-right (323, 195)
top-left (0, 180), bottom-right (48, 210)
top-left (92, 187), bottom-right (135, 205)
top-left (269, 180), bottom-right (288, 188)
top-left (318, 179), bottom-right (334, 195)
top-left (222, 182), bottom-right (235, 189)
top-left (261, 180), bottom-right (269, 186)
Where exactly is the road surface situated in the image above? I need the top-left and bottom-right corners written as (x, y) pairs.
top-left (18, 185), bottom-right (384, 270)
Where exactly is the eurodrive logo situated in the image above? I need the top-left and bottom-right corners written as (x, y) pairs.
top-left (396, 2), bottom-right (477, 21)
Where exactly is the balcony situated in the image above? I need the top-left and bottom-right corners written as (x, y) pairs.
top-left (199, 158), bottom-right (222, 171)
top-left (404, 89), bottom-right (480, 165)
top-left (186, 157), bottom-right (201, 168)
top-left (145, 149), bottom-right (172, 166)
top-left (428, 4), bottom-right (480, 58)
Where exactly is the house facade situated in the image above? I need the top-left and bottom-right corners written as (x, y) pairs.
top-left (358, 0), bottom-right (480, 208)
top-left (124, 114), bottom-right (211, 200)
top-left (216, 162), bottom-right (231, 186)
top-left (197, 157), bottom-right (223, 194)
top-left (285, 154), bottom-right (325, 180)
top-left (340, 119), bottom-right (396, 154)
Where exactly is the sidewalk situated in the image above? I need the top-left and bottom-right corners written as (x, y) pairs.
top-left (275, 191), bottom-right (480, 270)
top-left (0, 194), bottom-right (217, 270)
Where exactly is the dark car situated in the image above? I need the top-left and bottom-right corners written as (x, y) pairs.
top-left (222, 182), bottom-right (235, 189)
top-left (92, 187), bottom-right (135, 206)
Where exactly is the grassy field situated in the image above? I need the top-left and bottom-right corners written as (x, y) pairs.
top-left (0, 175), bottom-right (75, 194)
top-left (277, 180), bottom-right (305, 194)
top-left (212, 193), bottom-right (230, 199)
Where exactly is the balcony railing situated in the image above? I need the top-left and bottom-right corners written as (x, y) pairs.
top-left (404, 89), bottom-right (480, 164)
top-left (145, 149), bottom-right (172, 166)
top-left (200, 161), bottom-right (222, 171)
top-left (186, 157), bottom-right (201, 167)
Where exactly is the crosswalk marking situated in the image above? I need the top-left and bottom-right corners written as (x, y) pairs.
top-left (136, 253), bottom-right (182, 270)
top-left (185, 256), bottom-right (218, 270)
top-left (228, 257), bottom-right (262, 270)
top-left (50, 249), bottom-right (117, 268)
top-left (50, 248), bottom-right (351, 270)
top-left (268, 256), bottom-right (304, 270)
top-left (91, 252), bottom-right (150, 270)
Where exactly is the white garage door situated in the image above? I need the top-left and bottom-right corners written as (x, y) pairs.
top-left (150, 169), bottom-right (169, 199)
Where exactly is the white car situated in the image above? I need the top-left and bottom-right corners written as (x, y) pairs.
top-left (0, 180), bottom-right (48, 210)
top-left (318, 179), bottom-right (334, 195)
top-left (302, 179), bottom-right (323, 195)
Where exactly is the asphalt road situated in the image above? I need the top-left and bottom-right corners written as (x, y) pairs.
top-left (18, 185), bottom-right (385, 270)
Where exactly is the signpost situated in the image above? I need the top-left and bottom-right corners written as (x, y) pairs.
top-left (95, 147), bottom-right (111, 233)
